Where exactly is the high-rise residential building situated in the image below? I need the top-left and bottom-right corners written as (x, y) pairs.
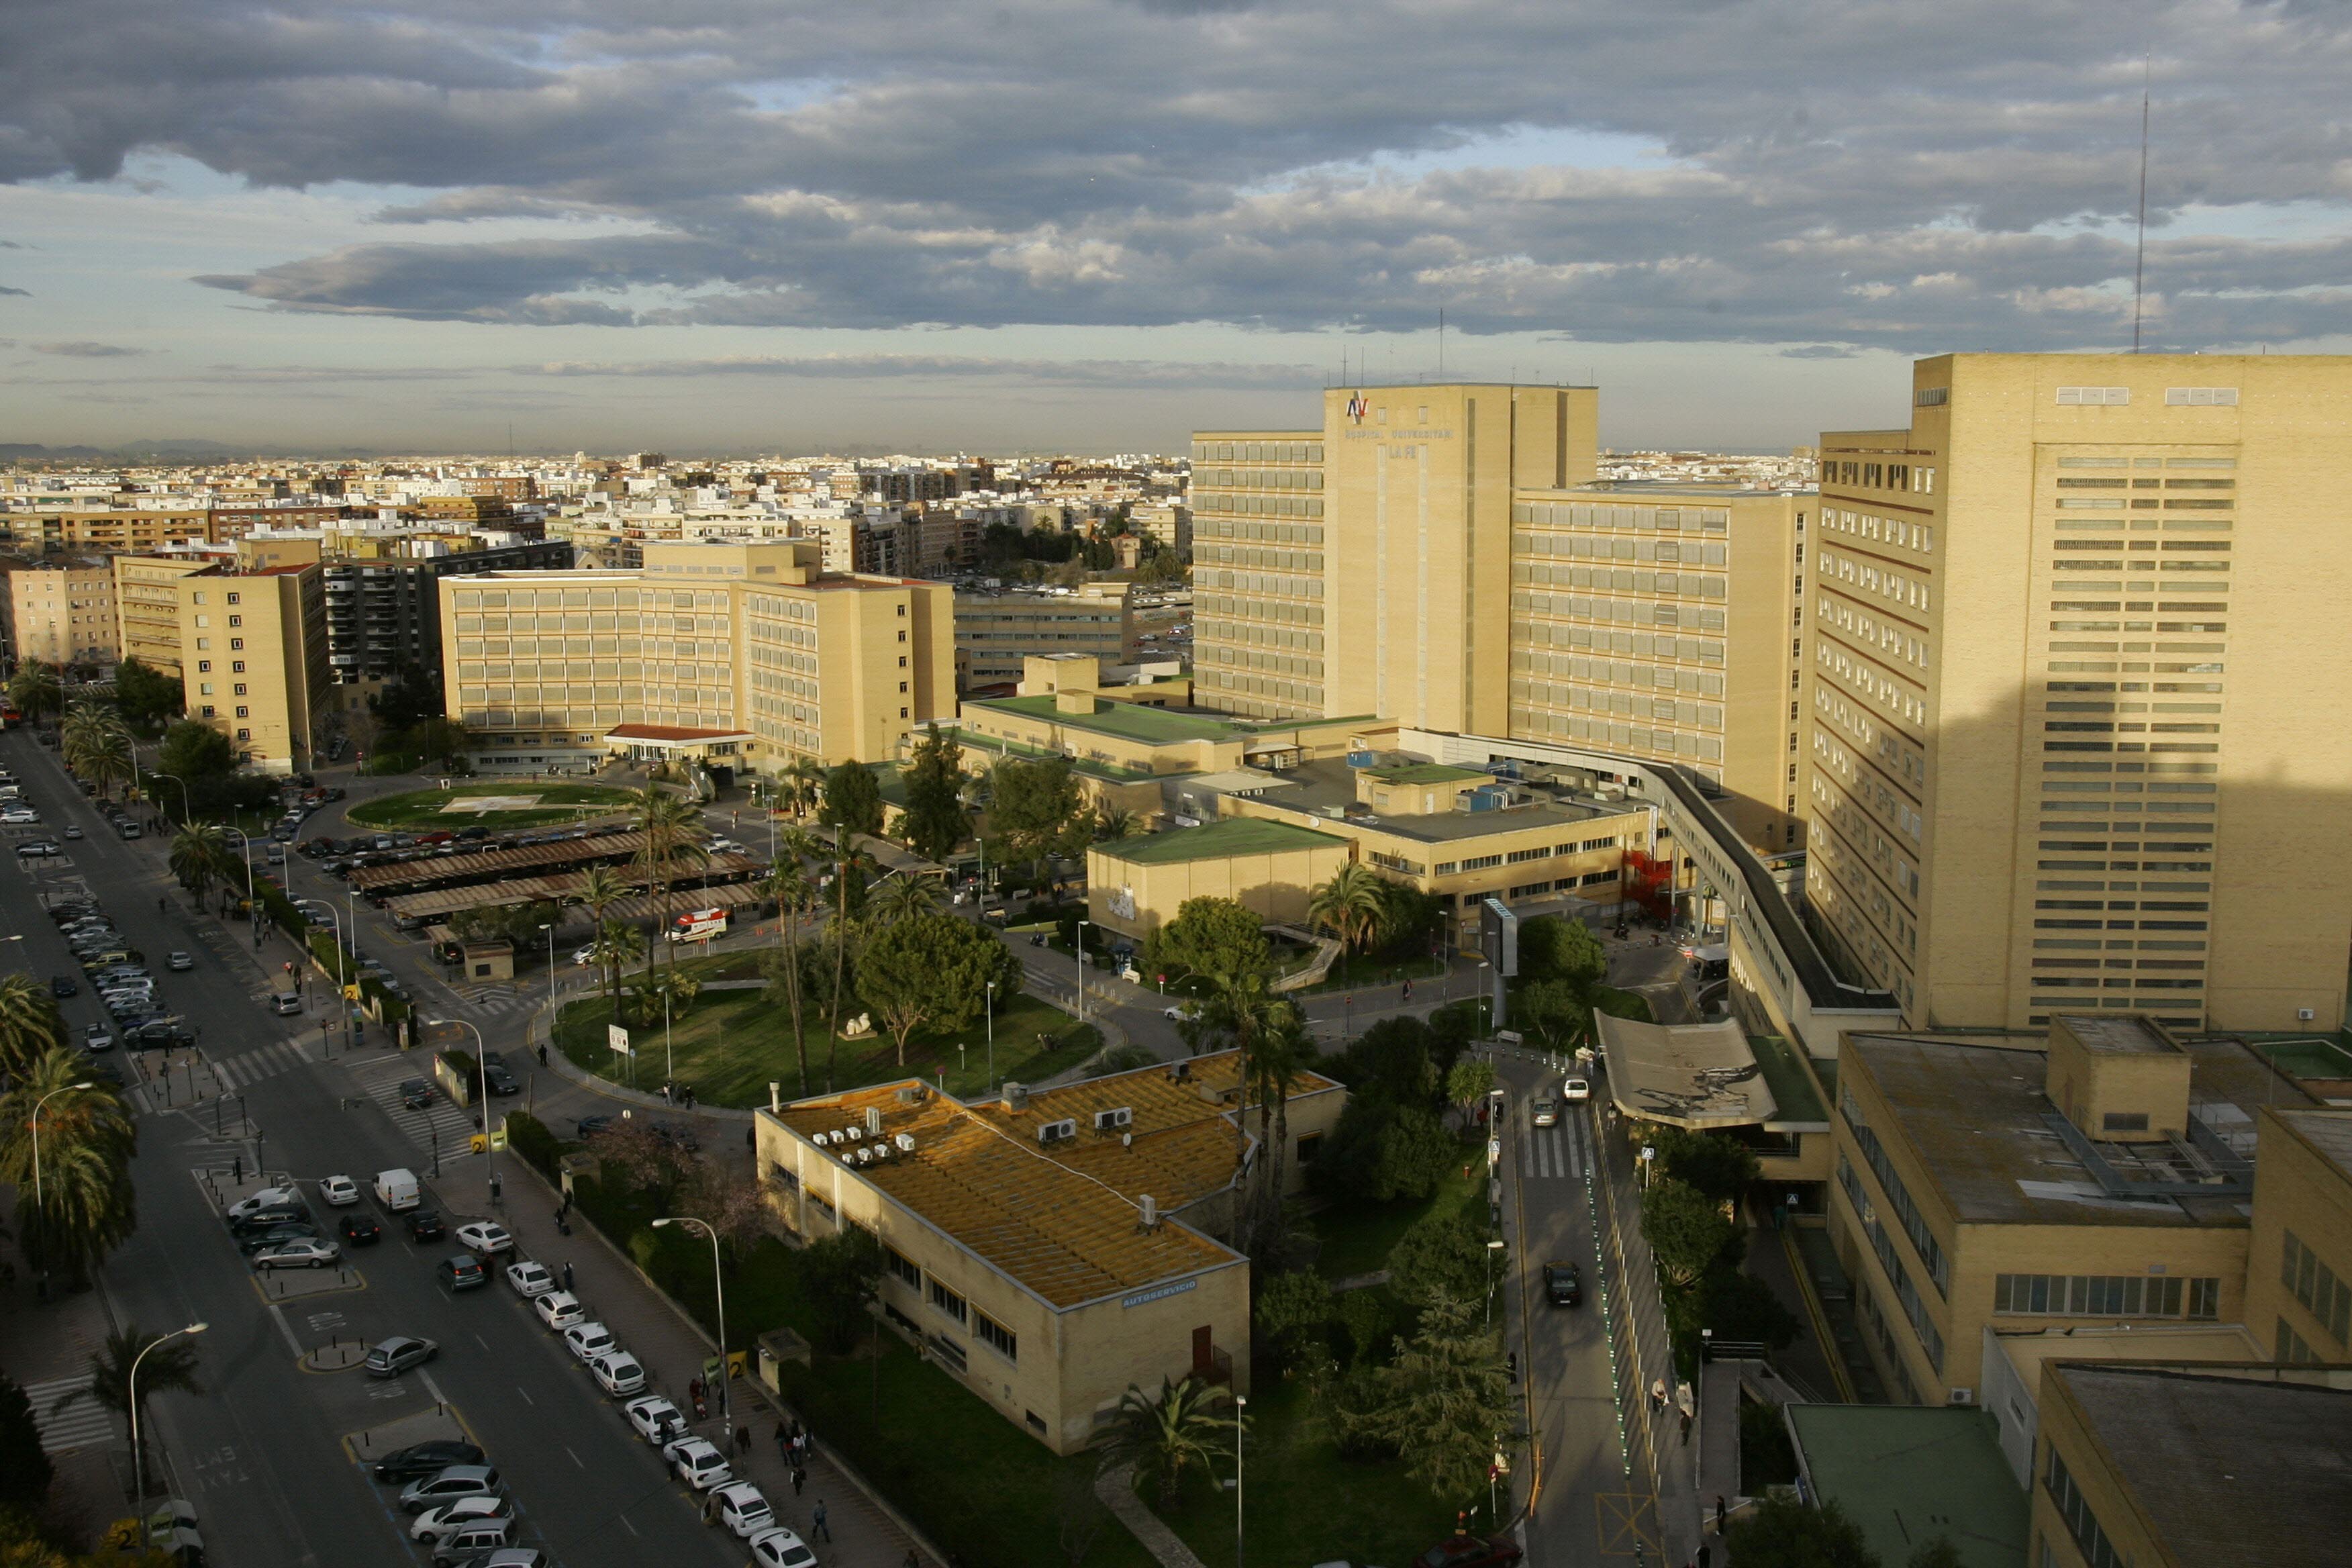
top-left (954, 583), bottom-right (1132, 691)
top-left (169, 565), bottom-right (334, 773)
top-left (6, 560), bottom-right (119, 668)
top-left (1187, 427), bottom-right (1328, 720)
top-left (438, 538), bottom-right (952, 773)
top-left (1804, 354), bottom-right (2352, 1032)
top-left (111, 554), bottom-right (224, 676)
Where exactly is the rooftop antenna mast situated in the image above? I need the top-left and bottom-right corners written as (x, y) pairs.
top-left (2132, 52), bottom-right (2151, 354)
top-left (1437, 307), bottom-right (1445, 380)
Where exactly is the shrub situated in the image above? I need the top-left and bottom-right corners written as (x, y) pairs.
top-left (503, 1111), bottom-right (564, 1179)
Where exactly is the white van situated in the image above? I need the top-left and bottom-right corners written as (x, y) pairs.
top-left (373, 1169), bottom-right (421, 1212)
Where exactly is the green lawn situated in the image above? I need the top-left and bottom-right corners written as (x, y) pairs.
top-left (1310, 1153), bottom-right (1487, 1281)
top-left (1154, 1375), bottom-right (1465, 1568)
top-left (553, 983), bottom-right (1101, 1105)
top-left (346, 781), bottom-right (637, 830)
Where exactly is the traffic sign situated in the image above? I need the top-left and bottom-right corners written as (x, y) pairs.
top-left (608, 1024), bottom-right (633, 1057)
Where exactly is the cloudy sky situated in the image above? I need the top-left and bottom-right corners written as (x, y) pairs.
top-left (1, 0), bottom-right (2347, 455)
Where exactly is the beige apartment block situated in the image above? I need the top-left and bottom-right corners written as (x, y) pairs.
top-left (175, 566), bottom-right (332, 773)
top-left (112, 555), bottom-right (219, 677)
top-left (1509, 483), bottom-right (1808, 849)
top-left (1189, 428), bottom-right (1328, 718)
top-left (754, 1050), bottom-right (1345, 1453)
top-left (439, 538), bottom-right (952, 772)
top-left (2243, 1107), bottom-right (2352, 1364)
top-left (1806, 353), bottom-right (2352, 1032)
top-left (955, 583), bottom-right (1132, 690)
top-left (7, 560), bottom-right (119, 667)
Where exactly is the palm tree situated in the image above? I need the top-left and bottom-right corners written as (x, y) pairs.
top-left (759, 856), bottom-right (816, 1095)
top-left (781, 757), bottom-right (827, 822)
top-left (1094, 806), bottom-right (1136, 842)
top-left (821, 829), bottom-right (876, 1091)
top-left (1093, 1375), bottom-right (1241, 1508)
top-left (168, 822), bottom-right (231, 902)
top-left (6, 660), bottom-right (62, 728)
top-left (60, 701), bottom-right (133, 799)
top-left (1308, 862), bottom-right (1390, 956)
top-left (1197, 969), bottom-right (1301, 1253)
top-left (1, 1048), bottom-right (137, 1285)
top-left (0, 973), bottom-right (65, 1077)
top-left (51, 1323), bottom-right (203, 1487)
top-left (867, 874), bottom-right (941, 926)
top-left (626, 787), bottom-right (707, 975)
top-left (573, 864), bottom-right (630, 1013)
top-left (590, 920), bottom-right (644, 1018)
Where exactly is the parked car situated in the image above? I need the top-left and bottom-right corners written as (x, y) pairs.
top-left (227, 1185), bottom-right (303, 1223)
top-left (229, 1203), bottom-right (309, 1236)
top-left (49, 975), bottom-right (76, 998)
top-left (407, 1210), bottom-right (447, 1242)
top-left (397, 1465), bottom-right (502, 1514)
top-left (561, 1322), bottom-right (616, 1364)
top-left (430, 1519), bottom-right (517, 1566)
top-left (1416, 1536), bottom-right (1526, 1568)
top-left (574, 1114), bottom-right (615, 1137)
top-left (438, 1253), bottom-right (488, 1291)
top-left (455, 1221), bottom-right (513, 1255)
top-left (339, 1212), bottom-right (385, 1246)
top-left (320, 1174), bottom-right (360, 1206)
top-left (624, 1395), bottom-right (685, 1445)
top-left (1543, 1261), bottom-right (1584, 1308)
top-left (504, 1260), bottom-right (554, 1297)
top-left (590, 1351), bottom-right (646, 1396)
top-left (532, 1290), bottom-right (585, 1331)
top-left (705, 1482), bottom-right (773, 1538)
top-left (746, 1527), bottom-right (819, 1568)
top-left (371, 1440), bottom-right (485, 1483)
top-left (165, 951), bottom-right (195, 972)
top-left (365, 1336), bottom-right (439, 1378)
top-left (662, 1436), bottom-right (732, 1491)
top-left (237, 1222), bottom-right (325, 1258)
top-left (253, 1236), bottom-right (340, 1271)
top-left (409, 1496), bottom-right (512, 1543)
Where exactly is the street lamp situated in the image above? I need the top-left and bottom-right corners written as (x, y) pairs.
top-left (147, 770), bottom-right (192, 824)
top-left (295, 898), bottom-right (350, 1048)
top-left (652, 1216), bottom-right (730, 1447)
top-left (1234, 1391), bottom-right (1246, 1568)
top-left (32, 1079), bottom-right (95, 1222)
top-left (429, 1018), bottom-right (495, 1188)
top-left (130, 1322), bottom-right (207, 1508)
top-left (219, 826), bottom-right (258, 946)
top-left (539, 921), bottom-right (556, 1057)
top-left (1075, 919), bottom-right (1089, 1022)
top-left (1484, 1238), bottom-right (1507, 1328)
top-left (985, 979), bottom-right (996, 1092)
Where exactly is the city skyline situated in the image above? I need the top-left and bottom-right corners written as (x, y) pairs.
top-left (5, 1), bottom-right (2351, 450)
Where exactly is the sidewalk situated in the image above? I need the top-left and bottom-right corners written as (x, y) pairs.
top-left (1594, 1111), bottom-right (1705, 1566)
top-left (428, 1155), bottom-right (934, 1568)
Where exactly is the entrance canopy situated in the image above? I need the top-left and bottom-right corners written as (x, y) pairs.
top-left (1594, 1013), bottom-right (1777, 1130)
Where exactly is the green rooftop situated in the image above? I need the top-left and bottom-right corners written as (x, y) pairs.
top-left (1786, 1406), bottom-right (2027, 1568)
top-left (1749, 1033), bottom-right (1829, 1124)
top-left (1364, 763), bottom-right (1488, 785)
top-left (972, 694), bottom-right (1242, 746)
top-left (1097, 817), bottom-right (1349, 866)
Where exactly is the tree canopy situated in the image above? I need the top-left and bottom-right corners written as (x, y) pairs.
top-left (155, 719), bottom-right (235, 781)
top-left (1723, 1494), bottom-right (1882, 1568)
top-left (1516, 915), bottom-right (1608, 991)
top-left (818, 761), bottom-right (885, 840)
top-left (854, 910), bottom-right (1021, 1065)
top-left (987, 754), bottom-right (1088, 871)
top-left (898, 728), bottom-right (969, 864)
top-left (1148, 895), bottom-right (1271, 989)
top-left (109, 657), bottom-right (183, 727)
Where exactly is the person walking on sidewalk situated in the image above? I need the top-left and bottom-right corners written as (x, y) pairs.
top-left (811, 1501), bottom-right (829, 1542)
top-left (1650, 1377), bottom-right (1667, 1414)
top-left (562, 1261), bottom-right (575, 1292)
top-left (790, 1465), bottom-right (805, 1498)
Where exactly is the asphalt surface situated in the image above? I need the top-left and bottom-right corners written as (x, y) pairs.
top-left (2, 731), bottom-right (738, 1568)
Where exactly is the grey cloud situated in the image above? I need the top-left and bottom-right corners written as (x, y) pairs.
top-left (31, 340), bottom-right (149, 356)
top-left (519, 354), bottom-right (1319, 387)
top-left (0, 286), bottom-right (28, 296)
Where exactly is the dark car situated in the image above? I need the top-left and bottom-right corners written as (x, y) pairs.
top-left (646, 1122), bottom-right (700, 1153)
top-left (1418, 1536), bottom-right (1526, 1568)
top-left (575, 1114), bottom-right (615, 1138)
top-left (438, 1253), bottom-right (488, 1291)
top-left (407, 1209), bottom-right (447, 1242)
top-left (129, 1020), bottom-right (196, 1050)
top-left (50, 975), bottom-right (77, 998)
top-left (371, 1438), bottom-right (486, 1483)
top-left (339, 1212), bottom-right (384, 1246)
top-left (230, 1204), bottom-right (309, 1236)
top-left (1543, 1261), bottom-right (1584, 1308)
top-left (482, 1065), bottom-right (520, 1097)
top-left (399, 1079), bottom-right (436, 1110)
top-left (238, 1222), bottom-right (325, 1257)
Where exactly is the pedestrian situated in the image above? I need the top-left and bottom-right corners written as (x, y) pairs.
top-left (1402, 979), bottom-right (1412, 1003)
top-left (790, 1465), bottom-right (805, 1498)
top-left (537, 1041), bottom-right (548, 1067)
top-left (736, 1424), bottom-right (752, 1455)
top-left (1650, 1377), bottom-right (1667, 1414)
top-left (810, 1501), bottom-right (829, 1542)
top-left (489, 1172), bottom-right (501, 1206)
top-left (1698, 1546), bottom-right (1712, 1568)
top-left (1716, 1496), bottom-right (1728, 1536)
top-left (1680, 1409), bottom-right (1692, 1446)
top-left (562, 1261), bottom-right (575, 1292)
top-left (1506, 1351), bottom-right (1518, 1382)
top-left (559, 1190), bottom-right (573, 1218)
top-left (232, 1154), bottom-right (244, 1184)
top-left (774, 1420), bottom-right (788, 1457)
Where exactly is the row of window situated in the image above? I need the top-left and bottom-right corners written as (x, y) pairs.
top-left (1835, 1153), bottom-right (1945, 1372)
top-left (2282, 1230), bottom-right (2351, 1345)
top-left (1993, 1272), bottom-right (2219, 1319)
top-left (1838, 1089), bottom-right (1948, 1293)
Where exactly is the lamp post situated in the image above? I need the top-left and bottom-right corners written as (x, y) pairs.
top-left (31, 1082), bottom-right (95, 1277)
top-left (1234, 1391), bottom-right (1246, 1568)
top-left (985, 979), bottom-right (996, 1092)
top-left (430, 1018), bottom-right (494, 1184)
top-left (130, 1322), bottom-right (207, 1508)
top-left (148, 769), bottom-right (192, 824)
top-left (296, 898), bottom-right (350, 1049)
top-left (1484, 1238), bottom-right (1507, 1328)
top-left (219, 826), bottom-right (258, 946)
top-left (652, 1216), bottom-right (729, 1447)
top-left (1075, 919), bottom-right (1089, 1022)
top-left (539, 921), bottom-right (555, 1053)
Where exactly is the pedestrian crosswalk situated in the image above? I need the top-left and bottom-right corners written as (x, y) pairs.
top-left (1521, 1109), bottom-right (1590, 1181)
top-left (348, 1055), bottom-right (479, 1156)
top-left (448, 985), bottom-right (539, 1023)
top-left (23, 1373), bottom-right (115, 1456)
top-left (210, 1038), bottom-right (313, 1090)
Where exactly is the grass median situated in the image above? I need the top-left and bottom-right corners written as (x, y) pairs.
top-left (346, 781), bottom-right (636, 830)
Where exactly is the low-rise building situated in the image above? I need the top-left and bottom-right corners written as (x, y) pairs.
top-left (6, 559), bottom-right (118, 668)
top-left (954, 583), bottom-right (1134, 691)
top-left (753, 1050), bottom-right (1346, 1454)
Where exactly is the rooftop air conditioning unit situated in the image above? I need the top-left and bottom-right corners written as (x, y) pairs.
top-left (866, 1106), bottom-right (885, 1132)
top-left (1093, 1107), bottom-right (1134, 1132)
top-left (1947, 1387), bottom-right (1974, 1406)
top-left (894, 1132), bottom-right (918, 1153)
top-left (895, 1085), bottom-right (926, 1106)
top-left (1138, 1194), bottom-right (1157, 1230)
top-left (844, 1125), bottom-right (863, 1141)
top-left (1038, 1118), bottom-right (1077, 1145)
top-left (1001, 1083), bottom-right (1030, 1113)
top-left (2299, 1009), bottom-right (2318, 1022)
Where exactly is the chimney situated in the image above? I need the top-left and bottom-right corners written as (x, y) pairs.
top-left (1138, 1194), bottom-right (1157, 1230)
top-left (1001, 1082), bottom-right (1030, 1113)
top-left (865, 1106), bottom-right (883, 1136)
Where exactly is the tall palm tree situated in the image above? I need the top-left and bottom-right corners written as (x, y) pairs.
top-left (1197, 969), bottom-right (1300, 1252)
top-left (590, 920), bottom-right (644, 1020)
top-left (60, 701), bottom-right (133, 799)
top-left (867, 873), bottom-right (941, 926)
top-left (6, 660), bottom-right (62, 727)
top-left (0, 974), bottom-right (64, 1077)
top-left (758, 856), bottom-right (815, 1096)
top-left (168, 822), bottom-right (231, 902)
top-left (1093, 1375), bottom-right (1241, 1508)
top-left (1093, 806), bottom-right (1136, 842)
top-left (821, 828), bottom-right (876, 1091)
top-left (626, 787), bottom-right (707, 975)
top-left (573, 864), bottom-right (630, 1013)
top-left (1, 1048), bottom-right (137, 1285)
top-left (51, 1323), bottom-right (203, 1487)
top-left (1308, 862), bottom-right (1389, 956)
top-left (781, 757), bottom-right (827, 822)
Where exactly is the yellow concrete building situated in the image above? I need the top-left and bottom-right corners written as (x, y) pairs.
top-left (1188, 428), bottom-right (1328, 718)
top-left (439, 538), bottom-right (954, 772)
top-left (1806, 353), bottom-right (2352, 1032)
top-left (1089, 818), bottom-right (1354, 939)
top-left (6, 560), bottom-right (118, 667)
top-left (2243, 1106), bottom-right (2352, 1364)
top-left (175, 565), bottom-right (333, 773)
top-left (954, 583), bottom-right (1133, 690)
top-left (111, 555), bottom-right (220, 677)
top-left (754, 1050), bottom-right (1346, 1454)
top-left (1826, 1015), bottom-right (2310, 1406)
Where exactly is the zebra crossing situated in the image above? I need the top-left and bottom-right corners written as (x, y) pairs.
top-left (23, 1373), bottom-right (115, 1456)
top-left (1521, 1106), bottom-right (1591, 1181)
top-left (209, 1038), bottom-right (314, 1090)
top-left (348, 1055), bottom-right (479, 1155)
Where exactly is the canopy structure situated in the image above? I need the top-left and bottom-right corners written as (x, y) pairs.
top-left (1593, 1012), bottom-right (1777, 1130)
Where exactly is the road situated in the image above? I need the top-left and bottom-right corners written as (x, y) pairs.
top-left (3, 730), bottom-right (738, 1568)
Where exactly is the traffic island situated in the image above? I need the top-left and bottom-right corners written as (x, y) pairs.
top-left (250, 1265), bottom-right (366, 1304)
top-left (344, 1406), bottom-right (473, 1471)
top-left (302, 1339), bottom-right (369, 1373)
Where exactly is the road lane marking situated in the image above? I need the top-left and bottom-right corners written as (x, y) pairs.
top-left (567, 1446), bottom-right (584, 1469)
top-left (618, 1516), bottom-right (639, 1536)
top-left (265, 1304), bottom-right (304, 1357)
top-left (516, 1385), bottom-right (534, 1406)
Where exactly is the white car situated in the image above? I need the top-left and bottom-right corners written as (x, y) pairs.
top-left (590, 1351), bottom-right (646, 1396)
top-left (562, 1321), bottom-right (616, 1364)
top-left (409, 1496), bottom-right (513, 1542)
top-left (532, 1289), bottom-right (585, 1330)
top-left (747, 1526), bottom-right (820, 1568)
top-left (253, 1236), bottom-right (340, 1270)
top-left (1163, 1003), bottom-right (1199, 1022)
top-left (0, 809), bottom-right (40, 826)
top-left (572, 944), bottom-right (599, 966)
top-left (1562, 1077), bottom-right (1591, 1102)
top-left (662, 1435), bottom-right (732, 1491)
top-left (227, 1185), bottom-right (302, 1222)
top-left (1530, 1093), bottom-right (1559, 1128)
top-left (505, 1260), bottom-right (554, 1297)
top-left (320, 1174), bottom-right (360, 1207)
top-left (708, 838), bottom-right (746, 855)
top-left (624, 1395), bottom-right (685, 1445)
top-left (705, 1482), bottom-right (773, 1538)
top-left (165, 951), bottom-right (195, 971)
top-left (454, 1221), bottom-right (513, 1255)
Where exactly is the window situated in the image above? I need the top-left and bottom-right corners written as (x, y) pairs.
top-left (230, 638), bottom-right (244, 651)
top-left (1994, 1272), bottom-right (2220, 1320)
top-left (1838, 1087), bottom-right (1949, 1293)
top-left (975, 1311), bottom-right (1018, 1363)
top-left (883, 1244), bottom-right (920, 1289)
top-left (1836, 1155), bottom-right (1945, 1371)
top-left (232, 683), bottom-right (248, 697)
top-left (234, 706), bottom-right (249, 719)
top-left (228, 614), bottom-right (243, 627)
top-left (2100, 1112), bottom-right (2148, 1133)
top-left (2284, 1230), bottom-right (2352, 1343)
top-left (2045, 1448), bottom-right (2128, 1568)
top-left (226, 591), bottom-right (241, 604)
top-left (2055, 386), bottom-right (2130, 406)
top-left (929, 1279), bottom-right (968, 1326)
top-left (197, 660), bottom-right (211, 673)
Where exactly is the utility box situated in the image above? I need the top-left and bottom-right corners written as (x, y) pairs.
top-left (434, 1049), bottom-right (479, 1107)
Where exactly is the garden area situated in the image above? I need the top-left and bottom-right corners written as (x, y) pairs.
top-left (347, 780), bottom-right (637, 830)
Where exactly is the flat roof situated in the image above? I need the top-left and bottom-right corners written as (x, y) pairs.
top-left (971, 693), bottom-right (1240, 746)
top-left (2056, 1013), bottom-right (2183, 1056)
top-left (2270, 1108), bottom-right (2352, 1183)
top-left (1593, 1014), bottom-right (1777, 1129)
top-left (1096, 816), bottom-right (1349, 866)
top-left (1363, 763), bottom-right (1487, 785)
top-left (2053, 1364), bottom-right (2352, 1565)
top-left (1845, 1036), bottom-right (2312, 1228)
top-left (605, 723), bottom-right (754, 744)
top-left (1748, 1033), bottom-right (1829, 1125)
top-left (1248, 760), bottom-right (1610, 844)
top-left (1787, 1405), bottom-right (2028, 1568)
top-left (1987, 1322), bottom-right (2265, 1397)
